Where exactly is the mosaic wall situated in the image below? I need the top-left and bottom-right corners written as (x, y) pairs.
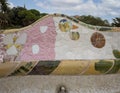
top-left (0, 14), bottom-right (120, 77)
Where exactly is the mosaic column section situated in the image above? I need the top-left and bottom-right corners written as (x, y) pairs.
top-left (19, 16), bottom-right (57, 61)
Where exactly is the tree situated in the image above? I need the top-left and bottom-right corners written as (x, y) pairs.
top-left (0, 0), bottom-right (10, 29)
top-left (75, 15), bottom-right (110, 26)
top-left (0, 12), bottom-right (9, 29)
top-left (18, 10), bottom-right (37, 26)
top-left (29, 9), bottom-right (40, 16)
top-left (112, 17), bottom-right (120, 27)
top-left (9, 7), bottom-right (41, 27)
top-left (8, 7), bottom-right (27, 27)
top-left (0, 4), bottom-right (47, 29)
top-left (0, 0), bottom-right (9, 13)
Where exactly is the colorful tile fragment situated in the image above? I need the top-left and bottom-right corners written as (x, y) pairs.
top-left (91, 32), bottom-right (105, 48)
top-left (69, 32), bottom-right (80, 40)
top-left (59, 19), bottom-right (72, 32)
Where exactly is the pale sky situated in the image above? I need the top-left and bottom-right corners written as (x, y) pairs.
top-left (8, 0), bottom-right (120, 23)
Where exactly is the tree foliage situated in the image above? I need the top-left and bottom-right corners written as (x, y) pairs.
top-left (0, 0), bottom-right (9, 13)
top-left (75, 15), bottom-right (110, 26)
top-left (112, 17), bottom-right (120, 27)
top-left (18, 9), bottom-right (38, 26)
top-left (0, 0), bottom-right (10, 29)
top-left (8, 7), bottom-right (27, 27)
top-left (0, 5), bottom-right (47, 29)
top-left (29, 9), bottom-right (40, 16)
top-left (0, 12), bottom-right (9, 29)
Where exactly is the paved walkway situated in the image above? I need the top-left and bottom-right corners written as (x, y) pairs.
top-left (0, 75), bottom-right (120, 93)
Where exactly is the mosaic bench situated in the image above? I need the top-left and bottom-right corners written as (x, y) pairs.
top-left (0, 14), bottom-right (120, 77)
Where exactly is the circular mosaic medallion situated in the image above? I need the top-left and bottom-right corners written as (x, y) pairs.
top-left (91, 32), bottom-right (105, 48)
top-left (69, 32), bottom-right (80, 40)
top-left (59, 19), bottom-right (72, 32)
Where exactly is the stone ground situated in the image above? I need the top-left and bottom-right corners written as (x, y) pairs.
top-left (0, 74), bottom-right (120, 93)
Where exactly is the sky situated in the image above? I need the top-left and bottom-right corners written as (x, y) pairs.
top-left (8, 0), bottom-right (120, 23)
